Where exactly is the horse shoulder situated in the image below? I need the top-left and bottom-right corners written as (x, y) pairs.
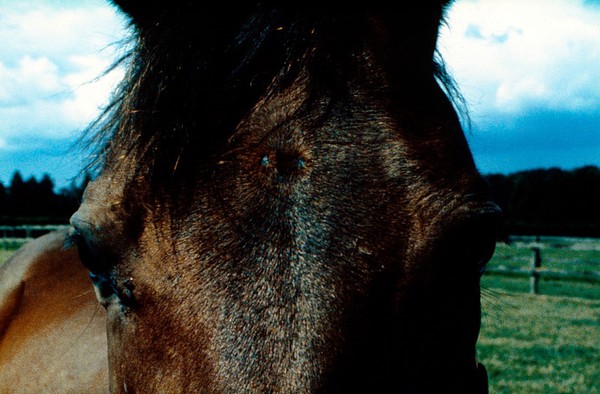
top-left (0, 230), bottom-right (109, 393)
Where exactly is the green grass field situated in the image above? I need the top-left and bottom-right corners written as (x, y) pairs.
top-left (0, 248), bottom-right (19, 266)
top-left (0, 240), bottom-right (27, 266)
top-left (480, 237), bottom-right (600, 393)
top-left (1, 237), bottom-right (599, 392)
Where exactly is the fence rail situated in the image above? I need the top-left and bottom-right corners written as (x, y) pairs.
top-left (484, 246), bottom-right (600, 294)
top-left (485, 267), bottom-right (600, 282)
top-left (0, 225), bottom-right (69, 236)
top-left (0, 225), bottom-right (70, 250)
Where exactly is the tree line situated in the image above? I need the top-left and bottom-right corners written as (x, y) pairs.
top-left (0, 172), bottom-right (90, 225)
top-left (1, 166), bottom-right (599, 236)
top-left (486, 166), bottom-right (600, 237)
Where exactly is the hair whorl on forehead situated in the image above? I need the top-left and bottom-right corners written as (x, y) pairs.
top-left (87, 2), bottom-right (462, 192)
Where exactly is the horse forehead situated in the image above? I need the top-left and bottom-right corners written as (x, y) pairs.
top-left (232, 90), bottom-right (406, 162)
top-left (82, 82), bottom-right (461, 238)
top-left (86, 112), bottom-right (443, 226)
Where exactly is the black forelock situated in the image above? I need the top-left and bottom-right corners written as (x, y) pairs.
top-left (88, 2), bottom-right (460, 193)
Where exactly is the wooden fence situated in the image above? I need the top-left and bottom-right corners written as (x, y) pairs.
top-left (484, 247), bottom-right (600, 294)
top-left (0, 225), bottom-right (69, 250)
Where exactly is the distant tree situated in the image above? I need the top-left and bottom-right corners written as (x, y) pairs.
top-left (569, 166), bottom-right (600, 225)
top-left (39, 174), bottom-right (55, 196)
top-left (0, 181), bottom-right (6, 217)
top-left (8, 172), bottom-right (24, 191)
top-left (4, 172), bottom-right (74, 222)
top-left (29, 174), bottom-right (57, 217)
top-left (7, 171), bottom-right (27, 217)
top-left (42, 174), bottom-right (57, 213)
top-left (485, 166), bottom-right (600, 236)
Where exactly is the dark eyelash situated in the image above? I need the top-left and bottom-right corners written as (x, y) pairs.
top-left (64, 228), bottom-right (83, 250)
top-left (65, 227), bottom-right (106, 274)
top-left (66, 227), bottom-right (134, 308)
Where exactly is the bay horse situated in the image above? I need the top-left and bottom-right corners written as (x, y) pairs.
top-left (4, 0), bottom-right (501, 392)
top-left (0, 230), bottom-right (108, 393)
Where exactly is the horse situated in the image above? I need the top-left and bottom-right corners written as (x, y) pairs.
top-left (0, 230), bottom-right (108, 393)
top-left (4, 1), bottom-right (501, 392)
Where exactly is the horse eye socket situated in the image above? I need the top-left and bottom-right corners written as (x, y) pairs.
top-left (67, 228), bottom-right (135, 309)
top-left (67, 228), bottom-right (107, 274)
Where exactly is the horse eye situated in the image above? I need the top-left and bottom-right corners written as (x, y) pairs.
top-left (67, 228), bottom-right (136, 309)
top-left (67, 228), bottom-right (107, 274)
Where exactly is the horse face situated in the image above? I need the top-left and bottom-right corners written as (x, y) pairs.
top-left (70, 3), bottom-right (499, 393)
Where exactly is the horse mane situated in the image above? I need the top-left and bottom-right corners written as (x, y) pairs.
top-left (86, 2), bottom-right (461, 193)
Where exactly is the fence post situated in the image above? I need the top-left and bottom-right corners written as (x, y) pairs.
top-left (530, 247), bottom-right (542, 294)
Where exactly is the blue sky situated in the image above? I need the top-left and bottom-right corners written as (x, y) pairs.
top-left (0, 0), bottom-right (599, 189)
top-left (437, 0), bottom-right (600, 174)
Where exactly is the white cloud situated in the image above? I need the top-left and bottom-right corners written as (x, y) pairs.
top-left (0, 56), bottom-right (62, 104)
top-left (0, 3), bottom-right (127, 65)
top-left (60, 55), bottom-right (125, 127)
top-left (0, 1), bottom-right (128, 144)
top-left (438, 0), bottom-right (600, 115)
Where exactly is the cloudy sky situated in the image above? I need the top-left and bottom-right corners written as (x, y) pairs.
top-left (0, 0), bottom-right (599, 189)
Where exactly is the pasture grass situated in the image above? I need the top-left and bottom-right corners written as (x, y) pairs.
top-left (0, 248), bottom-right (19, 266)
top-left (0, 240), bottom-right (28, 266)
top-left (479, 238), bottom-right (600, 393)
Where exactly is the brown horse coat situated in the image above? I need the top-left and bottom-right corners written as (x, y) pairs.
top-left (0, 231), bottom-right (108, 393)
top-left (1, 2), bottom-right (497, 392)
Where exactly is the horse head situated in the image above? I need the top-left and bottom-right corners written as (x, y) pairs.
top-left (70, 2), bottom-right (500, 392)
